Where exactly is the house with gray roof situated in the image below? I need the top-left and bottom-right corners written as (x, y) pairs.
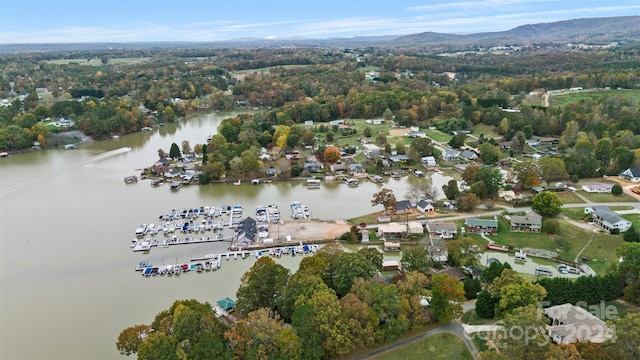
top-left (584, 206), bottom-right (632, 233)
top-left (461, 149), bottom-right (478, 161)
top-left (510, 212), bottom-right (542, 232)
top-left (426, 222), bottom-right (457, 239)
top-left (395, 200), bottom-right (413, 214)
top-left (618, 167), bottom-right (640, 182)
top-left (544, 304), bottom-right (612, 344)
top-left (465, 218), bottom-right (498, 234)
top-left (441, 148), bottom-right (460, 161)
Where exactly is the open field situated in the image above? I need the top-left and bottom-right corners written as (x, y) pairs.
top-left (44, 57), bottom-right (151, 65)
top-left (423, 129), bottom-right (452, 143)
top-left (471, 123), bottom-right (499, 139)
top-left (579, 233), bottom-right (625, 274)
top-left (549, 89), bottom-right (640, 107)
top-left (231, 65), bottom-right (309, 80)
top-left (555, 191), bottom-right (586, 204)
top-left (578, 191), bottom-right (638, 203)
top-left (371, 333), bottom-right (473, 360)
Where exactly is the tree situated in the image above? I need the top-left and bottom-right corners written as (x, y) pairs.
top-left (513, 161), bottom-right (541, 189)
top-left (610, 312), bottom-right (640, 357)
top-left (236, 257), bottom-right (290, 315)
top-left (442, 179), bottom-right (460, 201)
top-left (475, 289), bottom-right (497, 318)
top-left (531, 191), bottom-right (563, 217)
top-left (493, 305), bottom-right (550, 360)
top-left (545, 344), bottom-right (583, 360)
top-left (461, 165), bottom-right (480, 185)
top-left (624, 224), bottom-right (640, 243)
top-left (358, 248), bottom-right (383, 272)
top-left (400, 246), bottom-right (432, 275)
top-left (404, 180), bottom-right (438, 204)
top-left (325, 130), bottom-right (334, 142)
top-left (137, 332), bottom-right (179, 360)
top-left (332, 253), bottom-right (376, 297)
top-left (447, 237), bottom-right (479, 267)
top-left (169, 142), bottom-right (181, 159)
top-left (116, 324), bottom-right (151, 356)
top-left (595, 138), bottom-right (613, 165)
top-left (371, 188), bottom-right (397, 215)
top-left (478, 143), bottom-right (501, 165)
top-left (611, 183), bottom-right (623, 195)
top-left (463, 278), bottom-right (482, 299)
top-left (480, 261), bottom-right (512, 285)
top-left (538, 157), bottom-right (569, 185)
top-left (395, 140), bottom-right (406, 155)
top-left (181, 140), bottom-right (191, 154)
top-left (323, 145), bottom-right (340, 163)
top-left (430, 274), bottom-right (465, 323)
top-left (457, 193), bottom-right (480, 212)
top-left (409, 138), bottom-right (434, 157)
top-left (448, 133), bottom-right (466, 148)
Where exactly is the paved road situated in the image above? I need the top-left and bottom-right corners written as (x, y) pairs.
top-left (361, 320), bottom-right (480, 360)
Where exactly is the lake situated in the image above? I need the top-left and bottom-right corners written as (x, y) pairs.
top-left (0, 112), bottom-right (452, 359)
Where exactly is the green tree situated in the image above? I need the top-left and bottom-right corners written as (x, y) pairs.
top-left (401, 246), bottom-right (432, 275)
top-left (538, 157), bottom-right (569, 185)
top-left (531, 191), bottom-right (563, 217)
top-left (480, 261), bottom-right (512, 285)
top-left (624, 224), bottom-right (640, 243)
top-left (169, 142), bottom-right (182, 159)
top-left (611, 183), bottom-right (623, 195)
top-left (463, 278), bottom-right (482, 299)
top-left (409, 137), bottom-right (434, 157)
top-left (332, 252), bottom-right (376, 297)
top-left (191, 332), bottom-right (230, 360)
top-left (610, 312), bottom-right (640, 357)
top-left (325, 130), bottom-right (334, 142)
top-left (116, 324), bottom-right (151, 356)
top-left (371, 188), bottom-right (397, 215)
top-left (363, 127), bottom-right (372, 137)
top-left (137, 332), bottom-right (179, 360)
top-left (478, 143), bottom-right (501, 165)
top-left (595, 138), bottom-right (613, 166)
top-left (513, 161), bottom-right (541, 189)
top-left (395, 140), bottom-right (406, 155)
top-left (475, 289), bottom-right (497, 318)
top-left (491, 305), bottom-right (550, 360)
top-left (339, 293), bottom-right (376, 350)
top-left (447, 237), bottom-right (479, 267)
top-left (357, 247), bottom-right (383, 272)
top-left (430, 274), bottom-right (465, 323)
top-left (236, 257), bottom-right (290, 315)
top-left (442, 179), bottom-right (460, 201)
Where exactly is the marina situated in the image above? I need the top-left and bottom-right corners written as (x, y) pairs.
top-left (290, 201), bottom-right (310, 219)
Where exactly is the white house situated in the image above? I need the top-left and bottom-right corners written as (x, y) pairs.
top-left (421, 156), bottom-right (436, 167)
top-left (416, 199), bottom-right (435, 213)
top-left (426, 222), bottom-right (457, 239)
top-left (584, 206), bottom-right (632, 233)
top-left (619, 168), bottom-right (640, 182)
top-left (441, 148), bottom-right (460, 161)
top-left (544, 304), bottom-right (611, 344)
top-left (581, 183), bottom-right (613, 193)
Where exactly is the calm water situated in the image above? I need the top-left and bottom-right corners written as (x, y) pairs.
top-left (0, 112), bottom-right (451, 359)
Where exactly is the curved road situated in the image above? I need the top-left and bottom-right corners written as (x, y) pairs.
top-left (361, 320), bottom-right (479, 360)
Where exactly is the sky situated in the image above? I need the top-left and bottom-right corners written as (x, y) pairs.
top-left (0, 0), bottom-right (638, 44)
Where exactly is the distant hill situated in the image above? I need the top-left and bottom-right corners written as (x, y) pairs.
top-left (393, 16), bottom-right (640, 47)
top-left (1, 16), bottom-right (638, 54)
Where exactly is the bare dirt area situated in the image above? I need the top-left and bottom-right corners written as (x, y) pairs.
top-left (268, 220), bottom-right (350, 243)
top-left (388, 128), bottom-right (410, 137)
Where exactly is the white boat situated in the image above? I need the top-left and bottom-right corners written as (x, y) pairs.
top-left (64, 144), bottom-right (76, 150)
top-left (135, 224), bottom-right (147, 236)
top-left (112, 135), bottom-right (120, 140)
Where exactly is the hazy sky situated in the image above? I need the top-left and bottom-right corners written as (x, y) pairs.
top-left (1, 0), bottom-right (638, 43)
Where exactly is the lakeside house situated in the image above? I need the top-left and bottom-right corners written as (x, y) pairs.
top-left (509, 212), bottom-right (542, 232)
top-left (584, 206), bottom-right (632, 233)
top-left (465, 218), bottom-right (498, 234)
top-left (441, 148), bottom-right (461, 161)
top-left (417, 199), bottom-right (435, 213)
top-left (330, 163), bottom-right (346, 174)
top-left (544, 304), bottom-right (611, 344)
top-left (383, 241), bottom-right (402, 251)
top-left (421, 156), bottom-right (437, 167)
top-left (378, 224), bottom-right (406, 239)
top-left (426, 222), bottom-right (457, 239)
top-left (395, 200), bottom-right (413, 214)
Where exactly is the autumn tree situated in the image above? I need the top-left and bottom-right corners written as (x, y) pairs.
top-left (447, 237), bottom-right (479, 267)
top-left (513, 161), bottom-right (541, 189)
top-left (181, 140), bottom-right (191, 154)
top-left (116, 324), bottom-right (151, 356)
top-left (456, 193), bottom-right (480, 212)
top-left (610, 312), bottom-right (640, 358)
top-left (323, 145), bottom-right (341, 163)
top-left (531, 191), bottom-right (562, 217)
top-left (430, 274), bottom-right (466, 323)
top-left (371, 188), bottom-right (397, 215)
top-left (137, 332), bottom-right (179, 360)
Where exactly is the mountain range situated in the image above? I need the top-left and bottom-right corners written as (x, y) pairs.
top-left (1, 16), bottom-right (638, 54)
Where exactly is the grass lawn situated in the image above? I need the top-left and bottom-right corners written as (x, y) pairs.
top-left (471, 123), bottom-right (499, 138)
top-left (580, 233), bottom-right (625, 274)
top-left (550, 89), bottom-right (640, 107)
top-left (578, 191), bottom-right (638, 203)
top-left (555, 191), bottom-right (586, 204)
top-left (461, 310), bottom-right (494, 325)
top-left (372, 333), bottom-right (473, 360)
top-left (423, 129), bottom-right (452, 143)
top-left (563, 206), bottom-right (635, 221)
top-left (622, 213), bottom-right (640, 226)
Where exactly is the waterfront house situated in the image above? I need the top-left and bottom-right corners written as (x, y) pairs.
top-left (330, 163), bottom-right (346, 174)
top-left (417, 199), bottom-right (435, 213)
top-left (544, 304), bottom-right (611, 344)
top-left (349, 163), bottom-right (364, 174)
top-left (426, 222), bottom-right (457, 239)
top-left (235, 217), bottom-right (257, 246)
top-left (265, 167), bottom-right (281, 177)
top-left (441, 148), bottom-right (460, 161)
top-left (395, 200), bottom-right (413, 214)
top-left (581, 183), bottom-right (613, 193)
top-left (509, 213), bottom-right (542, 232)
top-left (383, 240), bottom-right (402, 251)
top-left (465, 218), bottom-right (498, 234)
top-left (421, 156), bottom-right (436, 167)
top-left (378, 223), bottom-right (407, 239)
top-left (584, 206), bottom-right (632, 233)
top-left (389, 154), bottom-right (410, 163)
top-left (618, 168), bottom-right (640, 182)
